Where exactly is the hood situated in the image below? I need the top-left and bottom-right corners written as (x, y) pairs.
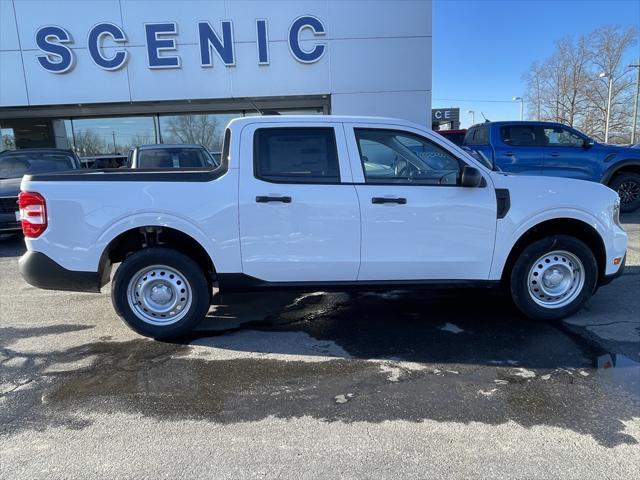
top-left (0, 177), bottom-right (21, 197)
top-left (598, 143), bottom-right (640, 157)
top-left (490, 171), bottom-right (618, 222)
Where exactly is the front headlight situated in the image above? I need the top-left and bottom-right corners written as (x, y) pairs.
top-left (612, 199), bottom-right (622, 228)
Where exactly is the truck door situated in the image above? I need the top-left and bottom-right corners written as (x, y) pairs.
top-left (494, 124), bottom-right (543, 175)
top-left (238, 122), bottom-right (360, 282)
top-left (345, 123), bottom-right (496, 281)
top-left (540, 125), bottom-right (597, 180)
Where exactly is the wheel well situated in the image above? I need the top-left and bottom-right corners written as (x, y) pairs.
top-left (501, 218), bottom-right (606, 284)
top-left (606, 163), bottom-right (640, 185)
top-left (100, 226), bottom-right (216, 284)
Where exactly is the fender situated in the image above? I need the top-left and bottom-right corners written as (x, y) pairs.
top-left (600, 159), bottom-right (640, 184)
top-left (91, 212), bottom-right (222, 273)
top-left (490, 207), bottom-right (608, 280)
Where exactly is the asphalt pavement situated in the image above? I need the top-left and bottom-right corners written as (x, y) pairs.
top-left (0, 215), bottom-right (639, 479)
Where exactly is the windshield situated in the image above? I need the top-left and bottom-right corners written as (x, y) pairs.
top-left (136, 147), bottom-right (217, 169)
top-left (0, 152), bottom-right (76, 179)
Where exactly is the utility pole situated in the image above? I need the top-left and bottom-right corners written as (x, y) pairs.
top-left (630, 62), bottom-right (640, 144)
top-left (112, 131), bottom-right (117, 153)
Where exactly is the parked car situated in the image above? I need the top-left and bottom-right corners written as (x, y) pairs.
top-left (82, 154), bottom-right (128, 169)
top-left (0, 148), bottom-right (81, 234)
top-left (127, 144), bottom-right (218, 169)
top-left (435, 129), bottom-right (467, 146)
top-left (18, 116), bottom-right (626, 339)
top-left (463, 121), bottom-right (640, 212)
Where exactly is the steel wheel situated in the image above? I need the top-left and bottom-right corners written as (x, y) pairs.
top-left (527, 250), bottom-right (585, 309)
top-left (126, 264), bottom-right (193, 326)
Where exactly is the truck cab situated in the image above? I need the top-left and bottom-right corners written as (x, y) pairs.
top-left (464, 121), bottom-right (640, 211)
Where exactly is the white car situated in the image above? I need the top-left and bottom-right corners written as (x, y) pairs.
top-left (18, 116), bottom-right (627, 338)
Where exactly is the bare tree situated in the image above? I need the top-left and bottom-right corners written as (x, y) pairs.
top-left (586, 26), bottom-right (637, 143)
top-left (72, 129), bottom-right (106, 156)
top-left (163, 115), bottom-right (223, 151)
top-left (523, 25), bottom-right (638, 143)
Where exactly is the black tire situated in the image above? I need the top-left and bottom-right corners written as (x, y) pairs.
top-left (609, 172), bottom-right (640, 213)
top-left (111, 247), bottom-right (211, 339)
top-left (510, 235), bottom-right (598, 321)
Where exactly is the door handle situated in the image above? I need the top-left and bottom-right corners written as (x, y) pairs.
top-left (504, 152), bottom-right (514, 156)
top-left (372, 197), bottom-right (407, 205)
top-left (256, 195), bottom-right (292, 203)
top-left (549, 152), bottom-right (560, 157)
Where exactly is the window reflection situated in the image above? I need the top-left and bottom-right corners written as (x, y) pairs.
top-left (158, 113), bottom-right (237, 153)
top-left (70, 116), bottom-right (157, 156)
top-left (1, 107), bottom-right (325, 158)
top-left (1, 127), bottom-right (16, 150)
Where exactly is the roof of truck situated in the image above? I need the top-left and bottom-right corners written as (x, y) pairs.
top-left (136, 144), bottom-right (206, 150)
top-left (227, 115), bottom-right (422, 128)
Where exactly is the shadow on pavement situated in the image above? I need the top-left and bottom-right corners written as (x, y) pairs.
top-left (1, 288), bottom-right (638, 448)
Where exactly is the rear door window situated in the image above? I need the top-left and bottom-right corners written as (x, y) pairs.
top-left (500, 125), bottom-right (539, 146)
top-left (254, 128), bottom-right (340, 183)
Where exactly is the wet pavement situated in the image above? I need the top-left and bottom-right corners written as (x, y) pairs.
top-left (0, 216), bottom-right (639, 479)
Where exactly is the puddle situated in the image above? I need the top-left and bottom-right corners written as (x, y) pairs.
top-left (596, 353), bottom-right (640, 400)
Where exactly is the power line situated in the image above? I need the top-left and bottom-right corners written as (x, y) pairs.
top-left (433, 97), bottom-right (520, 104)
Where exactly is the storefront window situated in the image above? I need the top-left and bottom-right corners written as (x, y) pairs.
top-left (70, 116), bottom-right (157, 157)
top-left (0, 106), bottom-right (325, 157)
top-left (158, 113), bottom-right (238, 153)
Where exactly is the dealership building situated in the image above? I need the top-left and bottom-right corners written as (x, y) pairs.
top-left (0, 0), bottom-right (432, 158)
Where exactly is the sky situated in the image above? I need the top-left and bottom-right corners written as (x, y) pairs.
top-left (432, 0), bottom-right (640, 128)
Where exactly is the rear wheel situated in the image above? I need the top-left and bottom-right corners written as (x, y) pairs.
top-left (610, 172), bottom-right (640, 212)
top-left (510, 235), bottom-right (598, 321)
top-left (112, 247), bottom-right (210, 339)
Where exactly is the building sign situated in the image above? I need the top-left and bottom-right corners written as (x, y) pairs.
top-left (35, 15), bottom-right (326, 74)
top-left (431, 108), bottom-right (460, 123)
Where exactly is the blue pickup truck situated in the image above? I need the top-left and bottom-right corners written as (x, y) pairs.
top-left (463, 121), bottom-right (640, 212)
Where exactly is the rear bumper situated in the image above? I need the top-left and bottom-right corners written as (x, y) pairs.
top-left (19, 251), bottom-right (102, 293)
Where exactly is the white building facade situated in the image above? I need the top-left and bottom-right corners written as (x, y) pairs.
top-left (0, 0), bottom-right (432, 156)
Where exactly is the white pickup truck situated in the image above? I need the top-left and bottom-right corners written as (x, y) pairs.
top-left (18, 116), bottom-right (627, 338)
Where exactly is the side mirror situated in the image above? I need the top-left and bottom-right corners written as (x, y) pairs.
top-left (583, 138), bottom-right (595, 149)
top-left (461, 165), bottom-right (484, 188)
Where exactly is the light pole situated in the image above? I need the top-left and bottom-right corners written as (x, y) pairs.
top-left (599, 72), bottom-right (614, 143)
top-left (630, 62), bottom-right (639, 144)
top-left (467, 110), bottom-right (475, 125)
top-left (512, 97), bottom-right (524, 121)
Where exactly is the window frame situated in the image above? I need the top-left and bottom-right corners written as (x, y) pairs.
top-left (252, 126), bottom-right (342, 185)
top-left (499, 124), bottom-right (541, 148)
top-left (353, 127), bottom-right (468, 187)
top-left (541, 125), bottom-right (586, 148)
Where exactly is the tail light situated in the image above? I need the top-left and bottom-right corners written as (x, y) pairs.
top-left (18, 192), bottom-right (47, 238)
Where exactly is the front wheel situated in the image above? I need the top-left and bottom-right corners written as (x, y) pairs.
top-left (610, 172), bottom-right (640, 213)
top-left (510, 235), bottom-right (598, 321)
top-left (111, 247), bottom-right (211, 339)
